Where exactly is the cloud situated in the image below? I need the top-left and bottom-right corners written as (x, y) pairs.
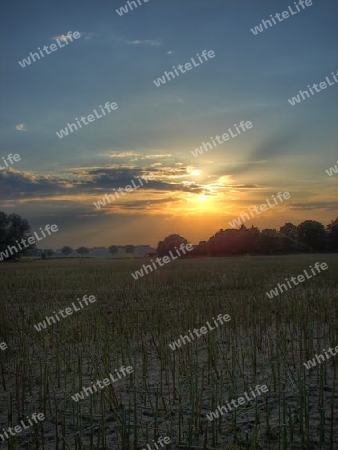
top-left (81, 32), bottom-right (96, 41)
top-left (0, 169), bottom-right (71, 200)
top-left (289, 201), bottom-right (338, 211)
top-left (105, 151), bottom-right (172, 162)
top-left (52, 34), bottom-right (72, 42)
top-left (15, 123), bottom-right (27, 132)
top-left (105, 151), bottom-right (141, 159)
top-left (114, 197), bottom-right (179, 210)
top-left (0, 165), bottom-right (204, 204)
top-left (126, 39), bottom-right (162, 46)
top-left (52, 32), bottom-right (93, 42)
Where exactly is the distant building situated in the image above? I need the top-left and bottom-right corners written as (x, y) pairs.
top-left (134, 246), bottom-right (156, 257)
top-left (110, 245), bottom-right (156, 258)
top-left (88, 247), bottom-right (109, 257)
top-left (24, 248), bottom-right (42, 256)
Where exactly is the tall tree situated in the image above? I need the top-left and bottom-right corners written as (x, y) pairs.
top-left (297, 220), bottom-right (327, 252)
top-left (327, 217), bottom-right (338, 252)
top-left (76, 246), bottom-right (89, 256)
top-left (157, 234), bottom-right (188, 257)
top-left (0, 212), bottom-right (31, 261)
top-left (280, 222), bottom-right (299, 252)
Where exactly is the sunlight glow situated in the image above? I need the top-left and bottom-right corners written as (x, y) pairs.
top-left (190, 169), bottom-right (201, 176)
top-left (187, 167), bottom-right (202, 177)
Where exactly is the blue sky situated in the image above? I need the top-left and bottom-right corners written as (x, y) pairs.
top-left (0, 0), bottom-right (337, 248)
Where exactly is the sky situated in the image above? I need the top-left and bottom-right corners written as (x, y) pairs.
top-left (0, 0), bottom-right (337, 249)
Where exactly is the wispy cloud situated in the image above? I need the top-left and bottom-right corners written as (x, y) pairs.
top-left (289, 201), bottom-right (338, 211)
top-left (82, 32), bottom-right (96, 41)
top-left (15, 123), bottom-right (27, 131)
top-left (105, 151), bottom-right (172, 161)
top-left (52, 32), bottom-right (94, 42)
top-left (52, 34), bottom-right (72, 42)
top-left (126, 39), bottom-right (162, 46)
top-left (105, 151), bottom-right (140, 159)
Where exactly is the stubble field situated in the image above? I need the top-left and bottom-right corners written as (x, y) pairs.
top-left (0, 254), bottom-right (337, 450)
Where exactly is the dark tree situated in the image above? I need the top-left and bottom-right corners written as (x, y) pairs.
top-left (0, 212), bottom-right (31, 261)
top-left (256, 229), bottom-right (283, 255)
top-left (61, 246), bottom-right (73, 256)
top-left (280, 222), bottom-right (299, 252)
top-left (108, 245), bottom-right (119, 256)
top-left (327, 218), bottom-right (338, 252)
top-left (204, 226), bottom-right (260, 256)
top-left (157, 234), bottom-right (188, 257)
top-left (192, 240), bottom-right (209, 256)
top-left (297, 220), bottom-right (327, 252)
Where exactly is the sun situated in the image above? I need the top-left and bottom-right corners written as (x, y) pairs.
top-left (191, 169), bottom-right (201, 176)
top-left (189, 169), bottom-right (202, 176)
top-left (197, 193), bottom-right (207, 201)
top-left (185, 191), bottom-right (218, 213)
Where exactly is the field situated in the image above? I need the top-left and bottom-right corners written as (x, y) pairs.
top-left (0, 254), bottom-right (337, 450)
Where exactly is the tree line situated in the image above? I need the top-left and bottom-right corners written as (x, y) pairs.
top-left (1, 211), bottom-right (337, 261)
top-left (157, 219), bottom-right (338, 257)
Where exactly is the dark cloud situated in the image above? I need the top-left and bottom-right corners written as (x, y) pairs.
top-left (289, 201), bottom-right (338, 210)
top-left (226, 184), bottom-right (261, 189)
top-left (116, 197), bottom-right (179, 210)
top-left (0, 170), bottom-right (69, 199)
top-left (0, 166), bottom-right (203, 202)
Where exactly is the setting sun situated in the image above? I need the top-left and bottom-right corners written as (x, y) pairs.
top-left (197, 193), bottom-right (207, 201)
top-left (188, 168), bottom-right (202, 177)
